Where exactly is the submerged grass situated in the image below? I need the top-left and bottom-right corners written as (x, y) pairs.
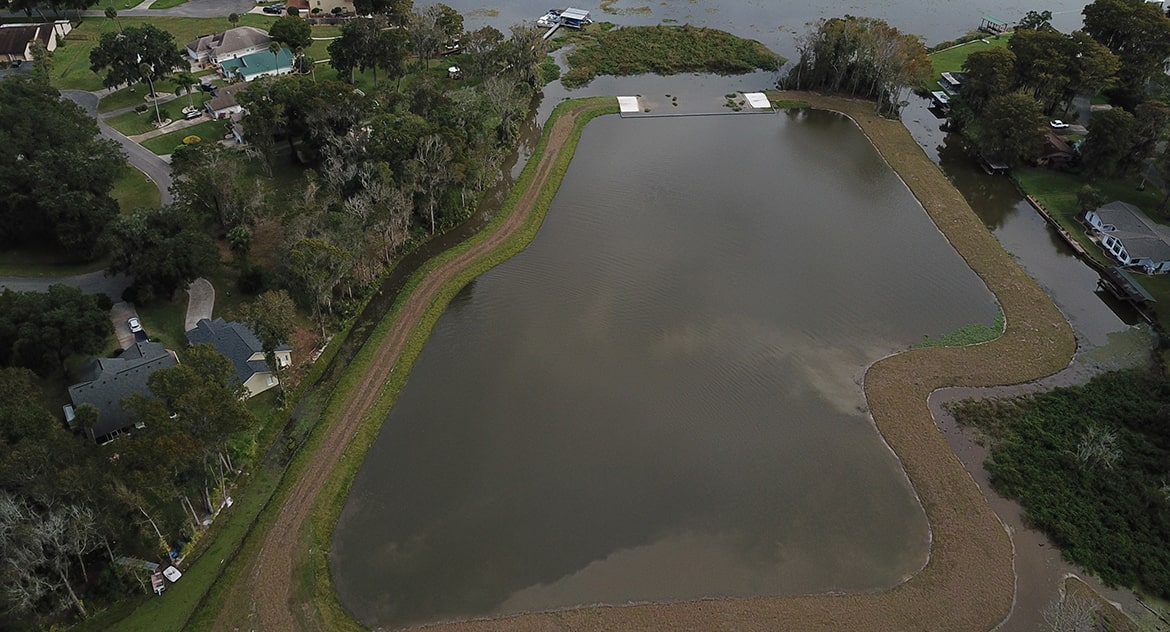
top-left (915, 313), bottom-right (1005, 348)
top-left (559, 24), bottom-right (782, 88)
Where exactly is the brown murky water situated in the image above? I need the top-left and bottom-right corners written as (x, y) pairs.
top-left (332, 110), bottom-right (1001, 628)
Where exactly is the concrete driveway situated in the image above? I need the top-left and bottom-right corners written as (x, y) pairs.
top-left (185, 278), bottom-right (215, 331)
top-left (111, 301), bottom-right (139, 350)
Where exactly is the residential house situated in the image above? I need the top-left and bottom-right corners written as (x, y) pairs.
top-left (185, 318), bottom-right (290, 397)
top-left (1084, 201), bottom-right (1170, 274)
top-left (186, 26), bottom-right (271, 65)
top-left (0, 21), bottom-right (71, 63)
top-left (204, 82), bottom-right (249, 118)
top-left (218, 47), bottom-right (295, 82)
top-left (65, 341), bottom-right (179, 444)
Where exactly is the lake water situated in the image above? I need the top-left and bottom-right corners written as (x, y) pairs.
top-left (331, 110), bottom-right (1001, 628)
top-left (330, 1), bottom-right (1152, 628)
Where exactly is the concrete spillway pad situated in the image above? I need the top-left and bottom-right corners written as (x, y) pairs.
top-left (743, 92), bottom-right (772, 110)
top-left (617, 96), bottom-right (640, 114)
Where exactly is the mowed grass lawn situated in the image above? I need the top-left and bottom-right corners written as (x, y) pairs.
top-left (51, 15), bottom-right (276, 91)
top-left (110, 164), bottom-right (162, 212)
top-left (1013, 168), bottom-right (1170, 328)
top-left (140, 118), bottom-right (233, 155)
top-left (928, 36), bottom-right (1010, 76)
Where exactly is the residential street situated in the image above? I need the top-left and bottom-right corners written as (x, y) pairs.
top-left (61, 89), bottom-right (174, 205)
top-left (79, 0), bottom-right (254, 18)
top-left (0, 269), bottom-right (132, 300)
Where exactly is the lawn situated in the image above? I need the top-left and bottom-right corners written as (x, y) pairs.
top-left (149, 0), bottom-right (191, 9)
top-left (110, 163), bottom-right (162, 212)
top-left (98, 80), bottom-right (212, 113)
top-left (105, 97), bottom-right (212, 135)
top-left (51, 15), bottom-right (276, 91)
top-left (140, 118), bottom-right (233, 155)
top-left (927, 37), bottom-right (1010, 76)
top-left (134, 294), bottom-right (188, 351)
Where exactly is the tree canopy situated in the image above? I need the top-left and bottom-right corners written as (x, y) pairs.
top-left (785, 16), bottom-right (932, 117)
top-left (268, 15), bottom-right (312, 51)
top-left (0, 285), bottom-right (112, 377)
top-left (1082, 0), bottom-right (1170, 95)
top-left (973, 92), bottom-right (1046, 166)
top-left (0, 76), bottom-right (124, 259)
top-left (89, 24), bottom-right (185, 90)
top-left (105, 205), bottom-right (220, 303)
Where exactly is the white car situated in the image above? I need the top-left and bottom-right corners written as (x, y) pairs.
top-left (1049, 119), bottom-right (1070, 129)
top-left (127, 317), bottom-right (143, 333)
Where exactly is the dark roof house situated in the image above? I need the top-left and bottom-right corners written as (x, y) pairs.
top-left (66, 341), bottom-right (179, 444)
top-left (185, 318), bottom-right (291, 397)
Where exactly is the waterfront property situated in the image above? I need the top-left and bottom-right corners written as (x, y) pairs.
top-left (1084, 201), bottom-right (1170, 274)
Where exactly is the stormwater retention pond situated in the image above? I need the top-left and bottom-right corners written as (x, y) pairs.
top-left (331, 109), bottom-right (1000, 629)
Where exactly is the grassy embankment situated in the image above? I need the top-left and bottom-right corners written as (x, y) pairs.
top-left (555, 23), bottom-right (782, 88)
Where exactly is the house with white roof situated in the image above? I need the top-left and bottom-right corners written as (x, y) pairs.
top-left (1084, 201), bottom-right (1170, 274)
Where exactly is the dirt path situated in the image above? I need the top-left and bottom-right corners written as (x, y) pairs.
top-left (214, 101), bottom-right (596, 632)
top-left (215, 93), bottom-right (1078, 632)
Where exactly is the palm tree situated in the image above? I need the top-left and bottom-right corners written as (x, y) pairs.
top-left (269, 41), bottom-right (282, 76)
top-left (104, 6), bottom-right (122, 33)
top-left (173, 70), bottom-right (197, 110)
top-left (140, 63), bottom-right (163, 126)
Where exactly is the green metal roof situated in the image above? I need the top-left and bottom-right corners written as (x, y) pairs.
top-left (219, 47), bottom-right (294, 79)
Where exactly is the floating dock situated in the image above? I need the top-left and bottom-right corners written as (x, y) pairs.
top-left (616, 92), bottom-right (775, 118)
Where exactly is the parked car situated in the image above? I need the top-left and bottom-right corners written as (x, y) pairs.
top-left (262, 4), bottom-right (284, 14)
top-left (127, 317), bottom-right (143, 333)
top-left (185, 109), bottom-right (202, 120)
top-left (11, 59), bottom-right (21, 68)
top-left (1049, 119), bottom-right (1070, 129)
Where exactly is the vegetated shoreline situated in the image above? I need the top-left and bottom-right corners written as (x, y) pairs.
top-left (210, 92), bottom-right (1076, 632)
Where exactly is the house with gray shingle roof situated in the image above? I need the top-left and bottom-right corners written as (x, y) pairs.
top-left (186, 26), bottom-right (271, 65)
top-left (1084, 201), bottom-right (1170, 274)
top-left (185, 318), bottom-right (290, 397)
top-left (65, 341), bottom-right (179, 444)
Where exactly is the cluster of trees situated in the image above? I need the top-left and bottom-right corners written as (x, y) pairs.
top-left (214, 16), bottom-right (548, 330)
top-left (784, 15), bottom-right (933, 117)
top-left (0, 285), bottom-right (113, 377)
top-left (0, 346), bottom-right (259, 625)
top-left (953, 0), bottom-right (1170, 170)
top-left (0, 76), bottom-right (125, 259)
top-left (948, 368), bottom-right (1170, 600)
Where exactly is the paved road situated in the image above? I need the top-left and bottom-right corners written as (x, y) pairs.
top-left (0, 270), bottom-right (132, 300)
top-left (61, 89), bottom-right (174, 205)
top-left (80, 0), bottom-right (255, 18)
